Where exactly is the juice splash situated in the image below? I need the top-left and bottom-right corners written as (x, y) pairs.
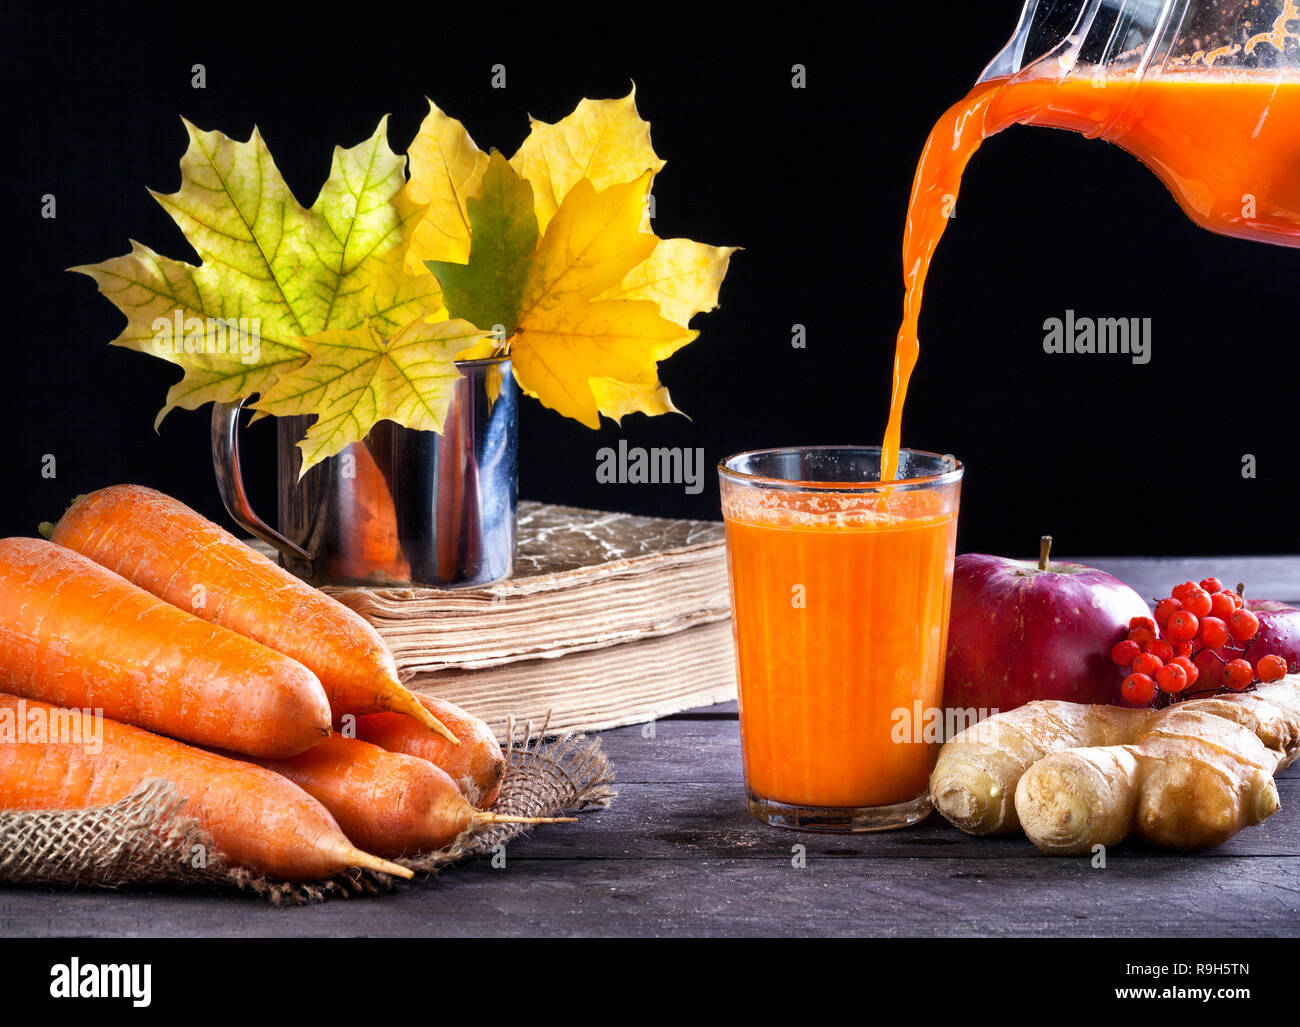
top-left (882, 12), bottom-right (1300, 480)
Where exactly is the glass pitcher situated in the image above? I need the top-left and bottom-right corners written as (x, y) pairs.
top-left (978, 0), bottom-right (1300, 245)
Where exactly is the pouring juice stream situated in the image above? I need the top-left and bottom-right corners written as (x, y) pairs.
top-left (882, 67), bottom-right (1300, 481)
top-left (725, 1), bottom-right (1300, 826)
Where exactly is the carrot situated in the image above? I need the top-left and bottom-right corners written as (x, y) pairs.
top-left (356, 694), bottom-right (506, 806)
top-left (257, 735), bottom-right (574, 858)
top-left (0, 538), bottom-right (331, 758)
top-left (0, 694), bottom-right (411, 880)
top-left (337, 435), bottom-right (410, 582)
top-left (51, 485), bottom-right (458, 745)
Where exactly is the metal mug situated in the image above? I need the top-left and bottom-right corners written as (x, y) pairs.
top-left (211, 356), bottom-right (518, 588)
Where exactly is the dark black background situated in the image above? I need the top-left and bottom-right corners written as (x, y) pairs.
top-left (2, 1), bottom-right (1295, 558)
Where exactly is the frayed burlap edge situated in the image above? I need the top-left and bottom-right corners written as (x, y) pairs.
top-left (0, 716), bottom-right (616, 906)
top-left (400, 714), bottom-right (617, 874)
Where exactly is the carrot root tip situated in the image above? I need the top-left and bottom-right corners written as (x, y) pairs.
top-left (344, 848), bottom-right (415, 879)
top-left (473, 813), bottom-right (578, 826)
top-left (408, 702), bottom-right (460, 746)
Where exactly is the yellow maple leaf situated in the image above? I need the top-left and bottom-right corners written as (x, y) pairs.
top-left (404, 101), bottom-right (490, 273)
top-left (253, 315), bottom-right (486, 475)
top-left (506, 174), bottom-right (693, 428)
top-left (588, 238), bottom-right (737, 420)
top-left (513, 301), bottom-right (693, 428)
top-left (598, 238), bottom-right (738, 326)
top-left (414, 93), bottom-right (735, 427)
top-left (510, 87), bottom-right (665, 236)
top-left (588, 378), bottom-right (684, 422)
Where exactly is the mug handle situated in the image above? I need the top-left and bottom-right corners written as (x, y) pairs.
top-left (210, 399), bottom-right (313, 565)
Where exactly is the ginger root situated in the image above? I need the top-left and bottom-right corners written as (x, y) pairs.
top-left (933, 676), bottom-right (1300, 853)
top-left (929, 701), bottom-right (1152, 835)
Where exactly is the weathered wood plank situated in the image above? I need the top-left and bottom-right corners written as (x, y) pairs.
top-left (596, 712), bottom-right (1300, 781)
top-left (576, 716), bottom-right (1300, 859)
top-left (3, 853), bottom-right (1297, 938)
top-left (501, 780), bottom-right (1300, 861)
top-left (664, 701), bottom-right (738, 718)
top-left (591, 716), bottom-right (744, 783)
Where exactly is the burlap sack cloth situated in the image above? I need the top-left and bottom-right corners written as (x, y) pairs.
top-left (0, 717), bottom-right (615, 905)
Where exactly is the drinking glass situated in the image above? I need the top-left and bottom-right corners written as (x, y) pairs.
top-left (719, 447), bottom-right (963, 831)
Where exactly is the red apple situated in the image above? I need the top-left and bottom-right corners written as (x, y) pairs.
top-left (943, 537), bottom-right (1151, 714)
top-left (1215, 599), bottom-right (1300, 673)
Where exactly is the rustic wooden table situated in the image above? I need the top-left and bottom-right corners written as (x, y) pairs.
top-left (1, 557), bottom-right (1298, 938)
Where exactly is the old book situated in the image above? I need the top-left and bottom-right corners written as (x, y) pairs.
top-left (325, 501), bottom-right (737, 735)
top-left (401, 620), bottom-right (738, 737)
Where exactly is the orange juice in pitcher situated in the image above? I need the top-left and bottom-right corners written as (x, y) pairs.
top-left (885, 0), bottom-right (1300, 480)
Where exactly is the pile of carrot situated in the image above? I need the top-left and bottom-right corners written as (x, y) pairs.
top-left (0, 485), bottom-right (572, 881)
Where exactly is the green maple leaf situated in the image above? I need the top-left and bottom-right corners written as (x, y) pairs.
top-left (71, 118), bottom-right (441, 426)
top-left (425, 151), bottom-right (538, 338)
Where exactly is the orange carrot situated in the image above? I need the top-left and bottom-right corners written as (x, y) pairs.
top-left (51, 485), bottom-right (457, 745)
top-left (336, 441), bottom-right (410, 582)
top-left (0, 538), bottom-right (331, 758)
top-left (356, 694), bottom-right (506, 806)
top-left (257, 735), bottom-right (574, 858)
top-left (0, 694), bottom-right (410, 880)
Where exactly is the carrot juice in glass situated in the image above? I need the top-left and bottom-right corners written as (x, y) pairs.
top-left (718, 447), bottom-right (962, 831)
